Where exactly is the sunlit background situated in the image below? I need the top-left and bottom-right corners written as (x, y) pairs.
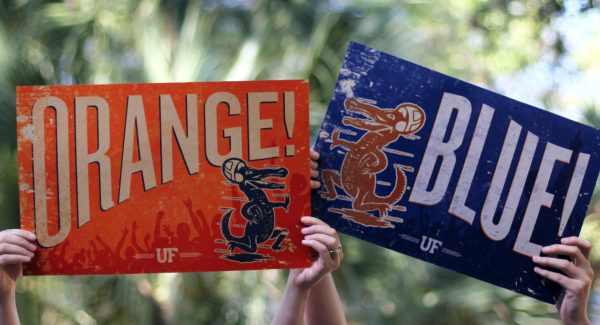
top-left (1, 0), bottom-right (599, 324)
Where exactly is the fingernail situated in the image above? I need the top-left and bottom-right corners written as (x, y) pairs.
top-left (533, 266), bottom-right (540, 272)
top-left (541, 246), bottom-right (550, 252)
top-left (560, 237), bottom-right (568, 243)
top-left (532, 256), bottom-right (539, 262)
top-left (301, 228), bottom-right (309, 234)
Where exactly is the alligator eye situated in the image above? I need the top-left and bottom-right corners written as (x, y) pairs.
top-left (387, 113), bottom-right (394, 120)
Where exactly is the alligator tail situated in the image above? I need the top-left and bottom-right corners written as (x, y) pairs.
top-left (382, 166), bottom-right (408, 204)
top-left (220, 209), bottom-right (237, 241)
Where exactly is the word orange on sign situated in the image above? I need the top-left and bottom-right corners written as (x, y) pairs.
top-left (17, 80), bottom-right (312, 275)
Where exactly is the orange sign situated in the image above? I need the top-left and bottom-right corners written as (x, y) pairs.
top-left (17, 80), bottom-right (312, 275)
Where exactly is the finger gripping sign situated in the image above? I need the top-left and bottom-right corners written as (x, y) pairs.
top-left (312, 42), bottom-right (600, 304)
top-left (17, 80), bottom-right (312, 275)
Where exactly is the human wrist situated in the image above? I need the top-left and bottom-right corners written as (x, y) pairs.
top-left (562, 310), bottom-right (591, 325)
top-left (289, 279), bottom-right (312, 296)
top-left (564, 319), bottom-right (591, 325)
top-left (563, 316), bottom-right (591, 325)
top-left (287, 271), bottom-right (314, 293)
top-left (0, 288), bottom-right (20, 325)
top-left (0, 287), bottom-right (16, 304)
top-left (0, 288), bottom-right (17, 315)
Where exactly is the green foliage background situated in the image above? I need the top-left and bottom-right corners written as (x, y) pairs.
top-left (0, 0), bottom-right (599, 324)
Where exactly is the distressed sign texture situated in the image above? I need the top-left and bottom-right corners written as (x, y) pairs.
top-left (18, 80), bottom-right (312, 275)
top-left (312, 42), bottom-right (600, 303)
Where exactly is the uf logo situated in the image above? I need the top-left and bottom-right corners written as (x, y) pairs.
top-left (420, 236), bottom-right (442, 254)
top-left (156, 248), bottom-right (178, 263)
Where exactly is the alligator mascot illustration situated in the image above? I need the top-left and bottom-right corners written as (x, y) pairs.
top-left (220, 158), bottom-right (290, 254)
top-left (320, 97), bottom-right (426, 223)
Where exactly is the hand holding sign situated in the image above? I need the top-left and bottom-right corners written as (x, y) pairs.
top-left (533, 237), bottom-right (594, 325)
top-left (289, 150), bottom-right (343, 291)
top-left (0, 229), bottom-right (36, 325)
top-left (0, 230), bottom-right (36, 293)
top-left (309, 150), bottom-right (321, 189)
top-left (292, 216), bottom-right (343, 290)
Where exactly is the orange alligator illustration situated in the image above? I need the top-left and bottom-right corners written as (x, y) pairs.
top-left (320, 98), bottom-right (425, 226)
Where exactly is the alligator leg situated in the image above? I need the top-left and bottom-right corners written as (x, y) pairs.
top-left (227, 235), bottom-right (258, 253)
top-left (353, 190), bottom-right (393, 218)
top-left (270, 228), bottom-right (289, 251)
top-left (352, 164), bottom-right (408, 215)
top-left (320, 170), bottom-right (341, 200)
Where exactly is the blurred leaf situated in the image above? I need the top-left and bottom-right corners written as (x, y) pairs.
top-left (1, 0), bottom-right (599, 324)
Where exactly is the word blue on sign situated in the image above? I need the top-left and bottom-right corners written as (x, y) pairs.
top-left (312, 42), bottom-right (600, 304)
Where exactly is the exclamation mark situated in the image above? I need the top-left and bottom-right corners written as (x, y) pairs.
top-left (558, 152), bottom-right (590, 236)
top-left (284, 92), bottom-right (295, 157)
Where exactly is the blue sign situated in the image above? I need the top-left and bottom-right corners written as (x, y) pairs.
top-left (312, 42), bottom-right (600, 304)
